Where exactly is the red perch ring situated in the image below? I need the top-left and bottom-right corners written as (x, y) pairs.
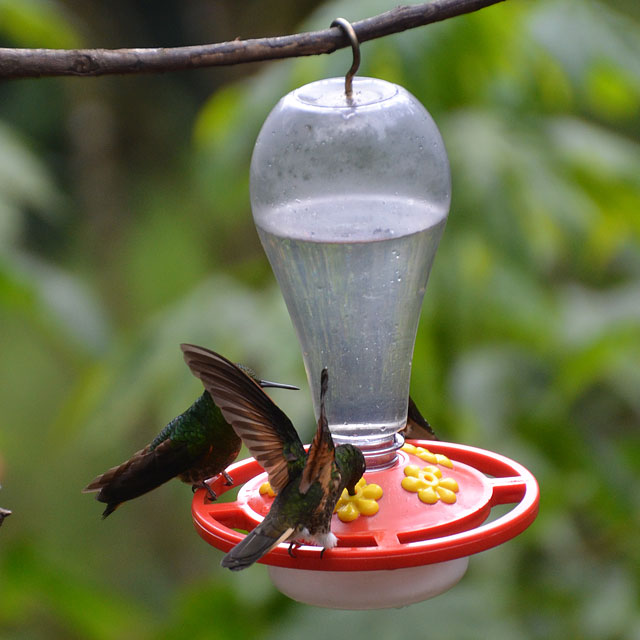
top-left (191, 440), bottom-right (539, 572)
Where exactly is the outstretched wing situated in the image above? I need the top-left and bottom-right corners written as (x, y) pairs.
top-left (181, 344), bottom-right (305, 492)
top-left (299, 368), bottom-right (336, 496)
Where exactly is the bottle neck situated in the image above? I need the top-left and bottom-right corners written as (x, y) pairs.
top-left (331, 432), bottom-right (404, 471)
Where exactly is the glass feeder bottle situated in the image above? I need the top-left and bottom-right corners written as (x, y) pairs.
top-left (251, 76), bottom-right (451, 469)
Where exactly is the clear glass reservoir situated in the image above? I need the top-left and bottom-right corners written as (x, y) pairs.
top-left (251, 77), bottom-right (450, 467)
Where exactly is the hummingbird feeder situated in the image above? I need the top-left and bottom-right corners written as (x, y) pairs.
top-left (192, 19), bottom-right (539, 609)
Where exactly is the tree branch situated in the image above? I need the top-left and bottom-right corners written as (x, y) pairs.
top-left (0, 0), bottom-right (505, 79)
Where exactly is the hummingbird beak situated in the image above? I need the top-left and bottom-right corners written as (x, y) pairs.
top-left (258, 379), bottom-right (300, 391)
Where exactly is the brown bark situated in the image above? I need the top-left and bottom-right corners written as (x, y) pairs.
top-left (0, 0), bottom-right (506, 79)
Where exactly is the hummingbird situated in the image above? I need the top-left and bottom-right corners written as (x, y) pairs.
top-left (83, 358), bottom-right (298, 518)
top-left (403, 396), bottom-right (438, 441)
top-left (181, 344), bottom-right (366, 571)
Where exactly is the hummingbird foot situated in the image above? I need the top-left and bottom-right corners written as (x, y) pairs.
top-left (192, 482), bottom-right (218, 503)
top-left (222, 470), bottom-right (234, 486)
top-left (287, 541), bottom-right (302, 558)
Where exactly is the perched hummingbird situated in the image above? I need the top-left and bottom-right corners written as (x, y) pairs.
top-left (403, 396), bottom-right (438, 441)
top-left (83, 359), bottom-right (298, 518)
top-left (181, 344), bottom-right (366, 571)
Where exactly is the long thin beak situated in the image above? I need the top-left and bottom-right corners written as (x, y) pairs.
top-left (258, 379), bottom-right (299, 390)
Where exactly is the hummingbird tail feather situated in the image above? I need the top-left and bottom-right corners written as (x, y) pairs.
top-left (101, 503), bottom-right (120, 519)
top-left (221, 526), bottom-right (294, 571)
top-left (83, 439), bottom-right (193, 517)
top-left (82, 478), bottom-right (105, 493)
top-left (82, 450), bottom-right (147, 494)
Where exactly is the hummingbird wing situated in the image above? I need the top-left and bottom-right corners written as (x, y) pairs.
top-left (181, 344), bottom-right (306, 492)
top-left (299, 368), bottom-right (337, 497)
top-left (403, 396), bottom-right (438, 440)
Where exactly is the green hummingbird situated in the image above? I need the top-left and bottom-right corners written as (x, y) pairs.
top-left (83, 357), bottom-right (298, 518)
top-left (181, 344), bottom-right (366, 570)
top-left (402, 396), bottom-right (438, 441)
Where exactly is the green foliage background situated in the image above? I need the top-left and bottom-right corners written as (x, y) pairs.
top-left (1, 0), bottom-right (639, 638)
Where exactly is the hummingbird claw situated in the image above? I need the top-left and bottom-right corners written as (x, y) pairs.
top-left (192, 482), bottom-right (218, 503)
top-left (287, 541), bottom-right (301, 558)
top-left (222, 471), bottom-right (234, 486)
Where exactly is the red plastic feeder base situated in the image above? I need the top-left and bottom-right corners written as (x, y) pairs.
top-left (192, 440), bottom-right (539, 608)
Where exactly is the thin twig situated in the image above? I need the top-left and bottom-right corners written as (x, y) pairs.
top-left (0, 0), bottom-right (505, 79)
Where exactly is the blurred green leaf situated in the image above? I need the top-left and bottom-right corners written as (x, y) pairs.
top-left (1, 542), bottom-right (152, 639)
top-left (0, 0), bottom-right (83, 48)
top-left (0, 121), bottom-right (60, 234)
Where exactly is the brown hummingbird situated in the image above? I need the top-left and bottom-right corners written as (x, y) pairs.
top-left (181, 344), bottom-right (366, 570)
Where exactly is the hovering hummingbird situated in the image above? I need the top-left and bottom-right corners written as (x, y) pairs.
top-left (403, 396), bottom-right (438, 441)
top-left (181, 344), bottom-right (366, 571)
top-left (83, 359), bottom-right (298, 518)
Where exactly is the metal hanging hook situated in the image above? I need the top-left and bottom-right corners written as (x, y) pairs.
top-left (330, 17), bottom-right (360, 100)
